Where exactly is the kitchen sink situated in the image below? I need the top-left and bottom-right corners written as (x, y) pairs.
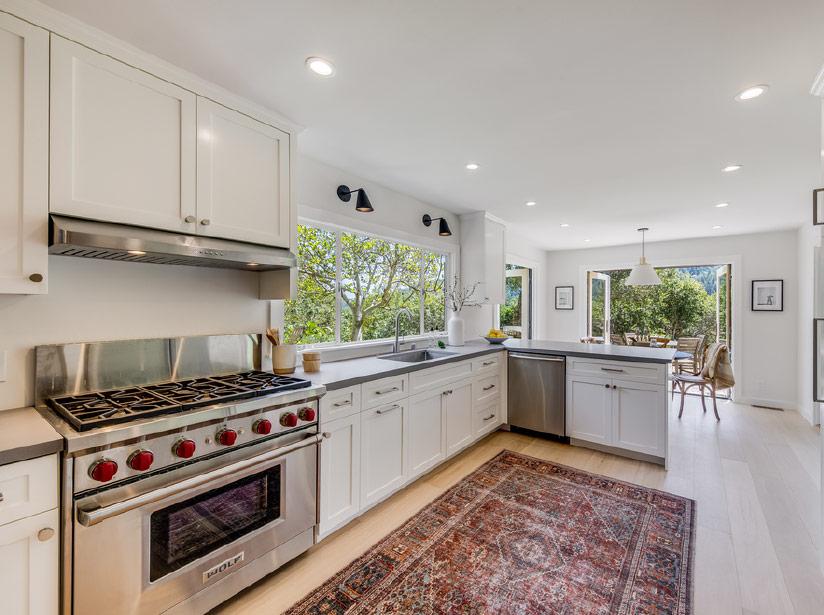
top-left (377, 349), bottom-right (457, 363)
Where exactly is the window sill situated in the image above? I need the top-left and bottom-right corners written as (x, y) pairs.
top-left (298, 334), bottom-right (447, 364)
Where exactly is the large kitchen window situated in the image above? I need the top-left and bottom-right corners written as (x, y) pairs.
top-left (284, 223), bottom-right (449, 345)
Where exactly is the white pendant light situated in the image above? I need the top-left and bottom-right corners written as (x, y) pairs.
top-left (626, 227), bottom-right (661, 286)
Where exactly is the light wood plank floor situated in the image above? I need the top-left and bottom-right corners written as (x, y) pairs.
top-left (215, 396), bottom-right (823, 615)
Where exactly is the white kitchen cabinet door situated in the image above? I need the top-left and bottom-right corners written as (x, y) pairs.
top-left (611, 379), bottom-right (667, 457)
top-left (0, 508), bottom-right (59, 615)
top-left (50, 36), bottom-right (197, 233)
top-left (0, 14), bottom-right (48, 294)
top-left (445, 380), bottom-right (474, 456)
top-left (407, 390), bottom-right (446, 480)
top-left (318, 414), bottom-right (361, 538)
top-left (360, 400), bottom-right (407, 508)
top-left (459, 212), bottom-right (506, 305)
top-left (566, 374), bottom-right (612, 445)
top-left (196, 98), bottom-right (290, 247)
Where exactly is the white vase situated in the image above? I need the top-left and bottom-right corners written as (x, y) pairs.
top-left (447, 311), bottom-right (465, 346)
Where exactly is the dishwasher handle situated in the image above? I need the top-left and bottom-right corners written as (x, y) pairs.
top-left (509, 353), bottom-right (565, 363)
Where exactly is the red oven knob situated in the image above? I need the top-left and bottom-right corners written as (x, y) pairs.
top-left (298, 407), bottom-right (316, 422)
top-left (127, 449), bottom-right (154, 472)
top-left (172, 438), bottom-right (196, 459)
top-left (89, 459), bottom-right (118, 482)
top-left (279, 412), bottom-right (298, 428)
top-left (253, 419), bottom-right (272, 435)
top-left (217, 429), bottom-right (238, 446)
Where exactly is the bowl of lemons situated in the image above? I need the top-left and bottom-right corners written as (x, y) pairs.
top-left (484, 329), bottom-right (510, 344)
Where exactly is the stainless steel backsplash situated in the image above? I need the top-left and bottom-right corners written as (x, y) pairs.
top-left (34, 334), bottom-right (261, 405)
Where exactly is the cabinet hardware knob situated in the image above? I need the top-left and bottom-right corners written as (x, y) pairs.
top-left (200, 219), bottom-right (211, 226)
top-left (604, 384), bottom-right (610, 389)
top-left (28, 273), bottom-right (43, 283)
top-left (483, 384), bottom-right (495, 391)
top-left (184, 215), bottom-right (196, 223)
top-left (613, 385), bottom-right (618, 389)
top-left (37, 528), bottom-right (55, 542)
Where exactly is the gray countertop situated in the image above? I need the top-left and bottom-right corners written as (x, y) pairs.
top-left (294, 340), bottom-right (506, 391)
top-left (504, 339), bottom-right (676, 363)
top-left (0, 406), bottom-right (63, 466)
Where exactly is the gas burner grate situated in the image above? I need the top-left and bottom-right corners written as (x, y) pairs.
top-left (46, 371), bottom-right (313, 431)
top-left (47, 387), bottom-right (178, 431)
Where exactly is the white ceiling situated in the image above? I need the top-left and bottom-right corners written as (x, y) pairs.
top-left (40, 0), bottom-right (824, 250)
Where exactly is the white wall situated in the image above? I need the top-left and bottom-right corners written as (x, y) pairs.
top-left (296, 155), bottom-right (460, 252)
top-left (544, 230), bottom-right (800, 411)
top-left (0, 258), bottom-right (268, 410)
top-left (797, 224), bottom-right (821, 425)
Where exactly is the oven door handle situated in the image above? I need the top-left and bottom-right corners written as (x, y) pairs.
top-left (76, 432), bottom-right (329, 528)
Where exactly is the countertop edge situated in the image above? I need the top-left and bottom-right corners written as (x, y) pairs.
top-left (0, 407), bottom-right (64, 466)
top-left (504, 345), bottom-right (675, 364)
top-left (306, 345), bottom-right (506, 391)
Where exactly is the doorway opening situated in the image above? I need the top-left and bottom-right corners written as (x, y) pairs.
top-left (497, 263), bottom-right (533, 339)
top-left (587, 264), bottom-right (733, 396)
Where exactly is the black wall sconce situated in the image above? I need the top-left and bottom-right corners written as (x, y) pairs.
top-left (337, 185), bottom-right (373, 213)
top-left (422, 214), bottom-right (452, 237)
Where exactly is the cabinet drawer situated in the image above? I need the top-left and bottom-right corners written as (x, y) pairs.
top-left (0, 454), bottom-right (58, 526)
top-left (362, 374), bottom-right (409, 409)
top-left (474, 401), bottom-right (500, 438)
top-left (472, 353), bottom-right (502, 375)
top-left (566, 357), bottom-right (664, 384)
top-left (409, 361), bottom-right (472, 395)
top-left (320, 385), bottom-right (362, 423)
top-left (473, 374), bottom-right (500, 405)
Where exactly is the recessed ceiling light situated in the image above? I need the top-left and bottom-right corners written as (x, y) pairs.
top-left (560, 223), bottom-right (570, 228)
top-left (525, 201), bottom-right (536, 207)
top-left (735, 85), bottom-right (768, 101)
top-left (722, 164), bottom-right (742, 173)
top-left (715, 202), bottom-right (729, 208)
top-left (127, 250), bottom-right (146, 256)
top-left (247, 262), bottom-right (259, 267)
top-left (712, 225), bottom-right (723, 230)
top-left (584, 238), bottom-right (591, 243)
top-left (305, 57), bottom-right (335, 77)
top-left (465, 162), bottom-right (479, 171)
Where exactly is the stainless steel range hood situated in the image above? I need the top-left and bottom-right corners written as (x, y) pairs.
top-left (49, 215), bottom-right (297, 271)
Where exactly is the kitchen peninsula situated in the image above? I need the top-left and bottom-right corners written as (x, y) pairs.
top-left (507, 339), bottom-right (676, 467)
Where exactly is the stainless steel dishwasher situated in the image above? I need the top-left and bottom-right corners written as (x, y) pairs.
top-left (507, 352), bottom-right (566, 438)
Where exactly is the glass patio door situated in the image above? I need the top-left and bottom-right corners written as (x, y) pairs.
top-left (588, 271), bottom-right (611, 340)
top-left (499, 264), bottom-right (532, 339)
top-left (715, 265), bottom-right (731, 350)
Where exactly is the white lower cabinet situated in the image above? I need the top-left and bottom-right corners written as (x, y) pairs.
top-left (567, 366), bottom-right (667, 460)
top-left (444, 380), bottom-right (473, 456)
top-left (567, 374), bottom-right (613, 445)
top-left (612, 379), bottom-right (666, 457)
top-left (318, 413), bottom-right (361, 538)
top-left (360, 399), bottom-right (408, 508)
top-left (318, 351), bottom-right (507, 541)
top-left (408, 389), bottom-right (446, 480)
top-left (0, 508), bottom-right (59, 615)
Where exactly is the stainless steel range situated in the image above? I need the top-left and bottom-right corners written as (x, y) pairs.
top-left (35, 334), bottom-right (326, 615)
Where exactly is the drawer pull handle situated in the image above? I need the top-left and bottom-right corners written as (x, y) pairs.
top-left (482, 384), bottom-right (496, 391)
top-left (37, 528), bottom-right (55, 542)
top-left (482, 414), bottom-right (495, 421)
top-left (482, 360), bottom-right (495, 366)
top-left (375, 386), bottom-right (400, 395)
top-left (377, 404), bottom-right (401, 415)
top-left (184, 215), bottom-right (196, 223)
top-left (0, 491), bottom-right (3, 502)
top-left (332, 400), bottom-right (352, 407)
top-left (600, 367), bottom-right (625, 373)
top-left (200, 218), bottom-right (211, 226)
top-left (442, 389), bottom-right (453, 396)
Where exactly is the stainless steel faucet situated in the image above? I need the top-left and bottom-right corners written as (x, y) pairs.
top-left (393, 308), bottom-right (415, 353)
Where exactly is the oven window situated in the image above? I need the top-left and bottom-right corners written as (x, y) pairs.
top-left (150, 465), bottom-right (281, 582)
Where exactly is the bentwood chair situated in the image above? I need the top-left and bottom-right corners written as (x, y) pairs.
top-left (672, 342), bottom-right (729, 420)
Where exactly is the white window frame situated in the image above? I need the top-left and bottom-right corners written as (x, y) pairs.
top-left (288, 216), bottom-right (456, 351)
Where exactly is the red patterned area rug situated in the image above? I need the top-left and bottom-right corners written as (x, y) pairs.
top-left (286, 450), bottom-right (695, 614)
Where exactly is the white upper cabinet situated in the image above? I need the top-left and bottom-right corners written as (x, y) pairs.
top-left (50, 35), bottom-right (198, 232)
top-left (196, 98), bottom-right (290, 247)
top-left (459, 212), bottom-right (506, 304)
top-left (0, 14), bottom-right (49, 294)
